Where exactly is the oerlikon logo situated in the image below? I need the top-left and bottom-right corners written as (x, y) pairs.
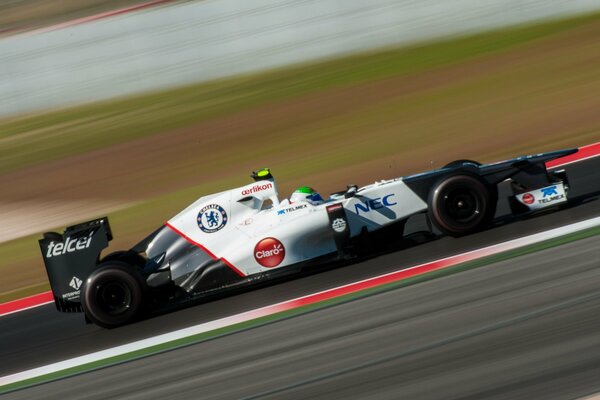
top-left (242, 182), bottom-right (273, 196)
top-left (254, 237), bottom-right (285, 268)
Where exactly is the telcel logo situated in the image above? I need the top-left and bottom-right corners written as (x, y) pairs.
top-left (46, 232), bottom-right (93, 258)
top-left (254, 237), bottom-right (285, 268)
top-left (354, 194), bottom-right (397, 215)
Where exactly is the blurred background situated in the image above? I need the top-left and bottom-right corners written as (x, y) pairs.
top-left (0, 0), bottom-right (599, 302)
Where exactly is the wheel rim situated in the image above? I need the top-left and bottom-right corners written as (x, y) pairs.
top-left (442, 187), bottom-right (482, 224)
top-left (95, 280), bottom-right (132, 315)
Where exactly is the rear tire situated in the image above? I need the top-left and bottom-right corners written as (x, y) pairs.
top-left (428, 174), bottom-right (496, 237)
top-left (81, 262), bottom-right (145, 328)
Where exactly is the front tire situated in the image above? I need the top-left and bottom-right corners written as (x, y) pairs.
top-left (443, 159), bottom-right (481, 168)
top-left (81, 262), bottom-right (145, 328)
top-left (428, 174), bottom-right (496, 237)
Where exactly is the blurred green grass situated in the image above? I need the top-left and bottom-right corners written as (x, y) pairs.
top-left (1, 12), bottom-right (600, 302)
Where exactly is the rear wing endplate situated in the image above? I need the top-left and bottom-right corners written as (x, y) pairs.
top-left (39, 217), bottom-right (112, 312)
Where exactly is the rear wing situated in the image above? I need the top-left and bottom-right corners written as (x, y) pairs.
top-left (39, 217), bottom-right (112, 312)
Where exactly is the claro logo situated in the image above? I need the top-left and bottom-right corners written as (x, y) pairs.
top-left (46, 232), bottom-right (94, 258)
top-left (254, 237), bottom-right (285, 268)
top-left (241, 182), bottom-right (273, 196)
top-left (522, 193), bottom-right (535, 205)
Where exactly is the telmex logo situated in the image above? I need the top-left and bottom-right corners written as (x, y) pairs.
top-left (541, 186), bottom-right (558, 197)
top-left (46, 232), bottom-right (94, 258)
top-left (539, 185), bottom-right (565, 204)
top-left (242, 182), bottom-right (273, 196)
top-left (277, 204), bottom-right (307, 215)
top-left (354, 194), bottom-right (397, 215)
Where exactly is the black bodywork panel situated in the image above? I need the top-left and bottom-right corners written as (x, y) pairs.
top-left (403, 149), bottom-right (576, 201)
top-left (39, 218), bottom-right (112, 312)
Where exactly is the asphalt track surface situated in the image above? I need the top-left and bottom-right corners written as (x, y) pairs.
top-left (1, 156), bottom-right (599, 397)
top-left (5, 233), bottom-right (600, 400)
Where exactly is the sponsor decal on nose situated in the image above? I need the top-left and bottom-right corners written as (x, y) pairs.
top-left (541, 186), bottom-right (558, 197)
top-left (522, 193), bottom-right (535, 205)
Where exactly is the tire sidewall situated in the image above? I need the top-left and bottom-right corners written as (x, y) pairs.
top-left (428, 174), bottom-right (493, 236)
top-left (81, 262), bottom-right (144, 328)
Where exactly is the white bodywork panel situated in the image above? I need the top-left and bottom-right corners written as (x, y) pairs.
top-left (168, 178), bottom-right (428, 276)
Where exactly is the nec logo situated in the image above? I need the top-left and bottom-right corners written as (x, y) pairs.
top-left (541, 186), bottom-right (558, 197)
top-left (354, 194), bottom-right (397, 215)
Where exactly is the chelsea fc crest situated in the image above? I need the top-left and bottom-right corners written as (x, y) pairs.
top-left (197, 204), bottom-right (228, 233)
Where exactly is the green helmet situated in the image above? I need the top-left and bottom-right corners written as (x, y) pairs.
top-left (291, 186), bottom-right (324, 204)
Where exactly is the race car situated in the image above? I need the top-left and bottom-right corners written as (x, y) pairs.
top-left (39, 148), bottom-right (575, 328)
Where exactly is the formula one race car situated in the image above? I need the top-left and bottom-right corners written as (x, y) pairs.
top-left (40, 148), bottom-right (575, 327)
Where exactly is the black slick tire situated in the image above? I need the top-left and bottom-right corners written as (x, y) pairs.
top-left (428, 174), bottom-right (496, 237)
top-left (81, 262), bottom-right (145, 328)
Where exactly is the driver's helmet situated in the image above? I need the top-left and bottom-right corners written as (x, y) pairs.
top-left (290, 186), bottom-right (324, 205)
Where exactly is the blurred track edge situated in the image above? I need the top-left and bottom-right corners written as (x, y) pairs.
top-left (546, 142), bottom-right (600, 168)
top-left (0, 292), bottom-right (53, 317)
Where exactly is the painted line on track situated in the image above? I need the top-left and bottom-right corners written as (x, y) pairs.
top-left (546, 142), bottom-right (600, 168)
top-left (1, 215), bottom-right (599, 389)
top-left (0, 141), bottom-right (598, 317)
top-left (0, 292), bottom-right (53, 317)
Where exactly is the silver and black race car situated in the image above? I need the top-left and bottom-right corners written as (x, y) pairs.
top-left (39, 148), bottom-right (575, 328)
